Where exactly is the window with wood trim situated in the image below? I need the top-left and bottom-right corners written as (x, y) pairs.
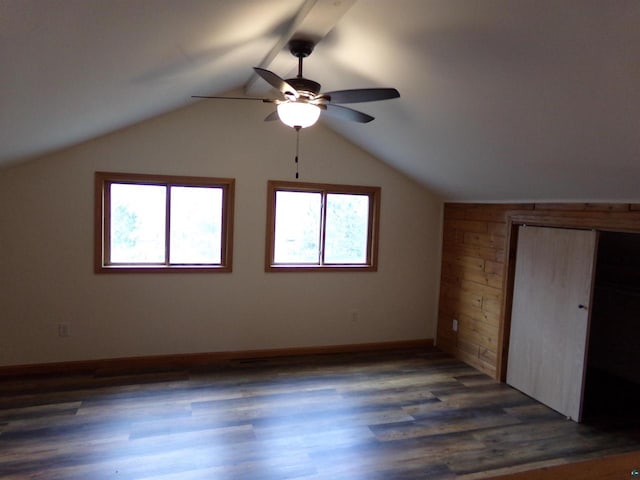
top-left (265, 180), bottom-right (380, 271)
top-left (95, 172), bottom-right (234, 272)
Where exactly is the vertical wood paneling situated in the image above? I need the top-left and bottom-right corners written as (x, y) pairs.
top-left (437, 202), bottom-right (640, 380)
top-left (438, 204), bottom-right (526, 377)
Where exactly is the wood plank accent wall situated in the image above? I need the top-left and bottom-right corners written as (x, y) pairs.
top-left (437, 203), bottom-right (530, 377)
top-left (437, 202), bottom-right (640, 379)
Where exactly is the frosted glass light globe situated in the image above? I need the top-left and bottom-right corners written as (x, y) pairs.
top-left (277, 101), bottom-right (321, 128)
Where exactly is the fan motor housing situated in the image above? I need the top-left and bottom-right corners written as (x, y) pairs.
top-left (286, 77), bottom-right (321, 97)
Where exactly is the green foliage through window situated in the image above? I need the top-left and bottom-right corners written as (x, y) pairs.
top-left (266, 180), bottom-right (380, 271)
top-left (95, 172), bottom-right (234, 273)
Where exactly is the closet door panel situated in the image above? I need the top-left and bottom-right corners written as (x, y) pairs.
top-left (507, 226), bottom-right (597, 421)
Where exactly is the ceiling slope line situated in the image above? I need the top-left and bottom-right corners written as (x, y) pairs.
top-left (244, 0), bottom-right (356, 96)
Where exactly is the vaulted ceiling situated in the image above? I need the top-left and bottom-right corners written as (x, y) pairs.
top-left (1, 0), bottom-right (638, 201)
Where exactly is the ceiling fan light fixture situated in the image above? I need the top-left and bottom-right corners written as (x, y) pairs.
top-left (277, 101), bottom-right (321, 129)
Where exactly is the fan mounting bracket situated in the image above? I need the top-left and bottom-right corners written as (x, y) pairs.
top-left (289, 39), bottom-right (315, 58)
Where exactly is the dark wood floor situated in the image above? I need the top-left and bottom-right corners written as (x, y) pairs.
top-left (1, 348), bottom-right (639, 480)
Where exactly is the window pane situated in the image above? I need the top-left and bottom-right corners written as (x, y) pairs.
top-left (274, 191), bottom-right (321, 264)
top-left (324, 193), bottom-right (369, 264)
top-left (170, 186), bottom-right (223, 264)
top-left (110, 183), bottom-right (166, 263)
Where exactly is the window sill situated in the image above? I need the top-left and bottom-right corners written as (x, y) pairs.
top-left (96, 265), bottom-right (232, 274)
top-left (265, 264), bottom-right (377, 273)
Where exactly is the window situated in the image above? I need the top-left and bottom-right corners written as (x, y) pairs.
top-left (95, 172), bottom-right (234, 272)
top-left (265, 180), bottom-right (380, 271)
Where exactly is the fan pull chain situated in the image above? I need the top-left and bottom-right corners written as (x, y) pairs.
top-left (294, 126), bottom-right (301, 179)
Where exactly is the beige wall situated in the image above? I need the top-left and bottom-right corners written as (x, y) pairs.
top-left (0, 99), bottom-right (443, 366)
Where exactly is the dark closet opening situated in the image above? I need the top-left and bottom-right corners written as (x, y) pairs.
top-left (583, 231), bottom-right (640, 424)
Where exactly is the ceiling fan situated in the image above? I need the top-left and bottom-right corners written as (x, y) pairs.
top-left (193, 39), bottom-right (400, 130)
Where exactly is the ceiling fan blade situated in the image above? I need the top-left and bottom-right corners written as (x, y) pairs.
top-left (253, 67), bottom-right (299, 99)
top-left (192, 95), bottom-right (274, 103)
top-left (324, 104), bottom-right (374, 123)
top-left (264, 111), bottom-right (279, 122)
top-left (322, 88), bottom-right (400, 104)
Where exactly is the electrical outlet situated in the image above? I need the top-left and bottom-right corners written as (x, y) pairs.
top-left (58, 323), bottom-right (71, 338)
top-left (452, 319), bottom-right (459, 332)
top-left (350, 309), bottom-right (359, 323)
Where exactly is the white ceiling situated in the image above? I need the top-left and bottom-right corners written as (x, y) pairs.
top-left (1, 0), bottom-right (639, 201)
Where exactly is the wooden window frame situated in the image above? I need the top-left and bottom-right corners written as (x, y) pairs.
top-left (95, 171), bottom-right (234, 273)
top-left (265, 180), bottom-right (380, 272)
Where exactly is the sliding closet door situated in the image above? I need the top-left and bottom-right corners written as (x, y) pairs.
top-left (507, 226), bottom-right (597, 421)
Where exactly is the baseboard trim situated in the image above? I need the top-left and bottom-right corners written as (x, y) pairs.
top-left (0, 339), bottom-right (434, 377)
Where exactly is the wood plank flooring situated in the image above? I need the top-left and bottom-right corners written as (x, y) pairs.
top-left (1, 348), bottom-right (639, 479)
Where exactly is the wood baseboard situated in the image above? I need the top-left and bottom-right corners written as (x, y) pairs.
top-left (0, 338), bottom-right (434, 378)
top-left (483, 450), bottom-right (640, 480)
